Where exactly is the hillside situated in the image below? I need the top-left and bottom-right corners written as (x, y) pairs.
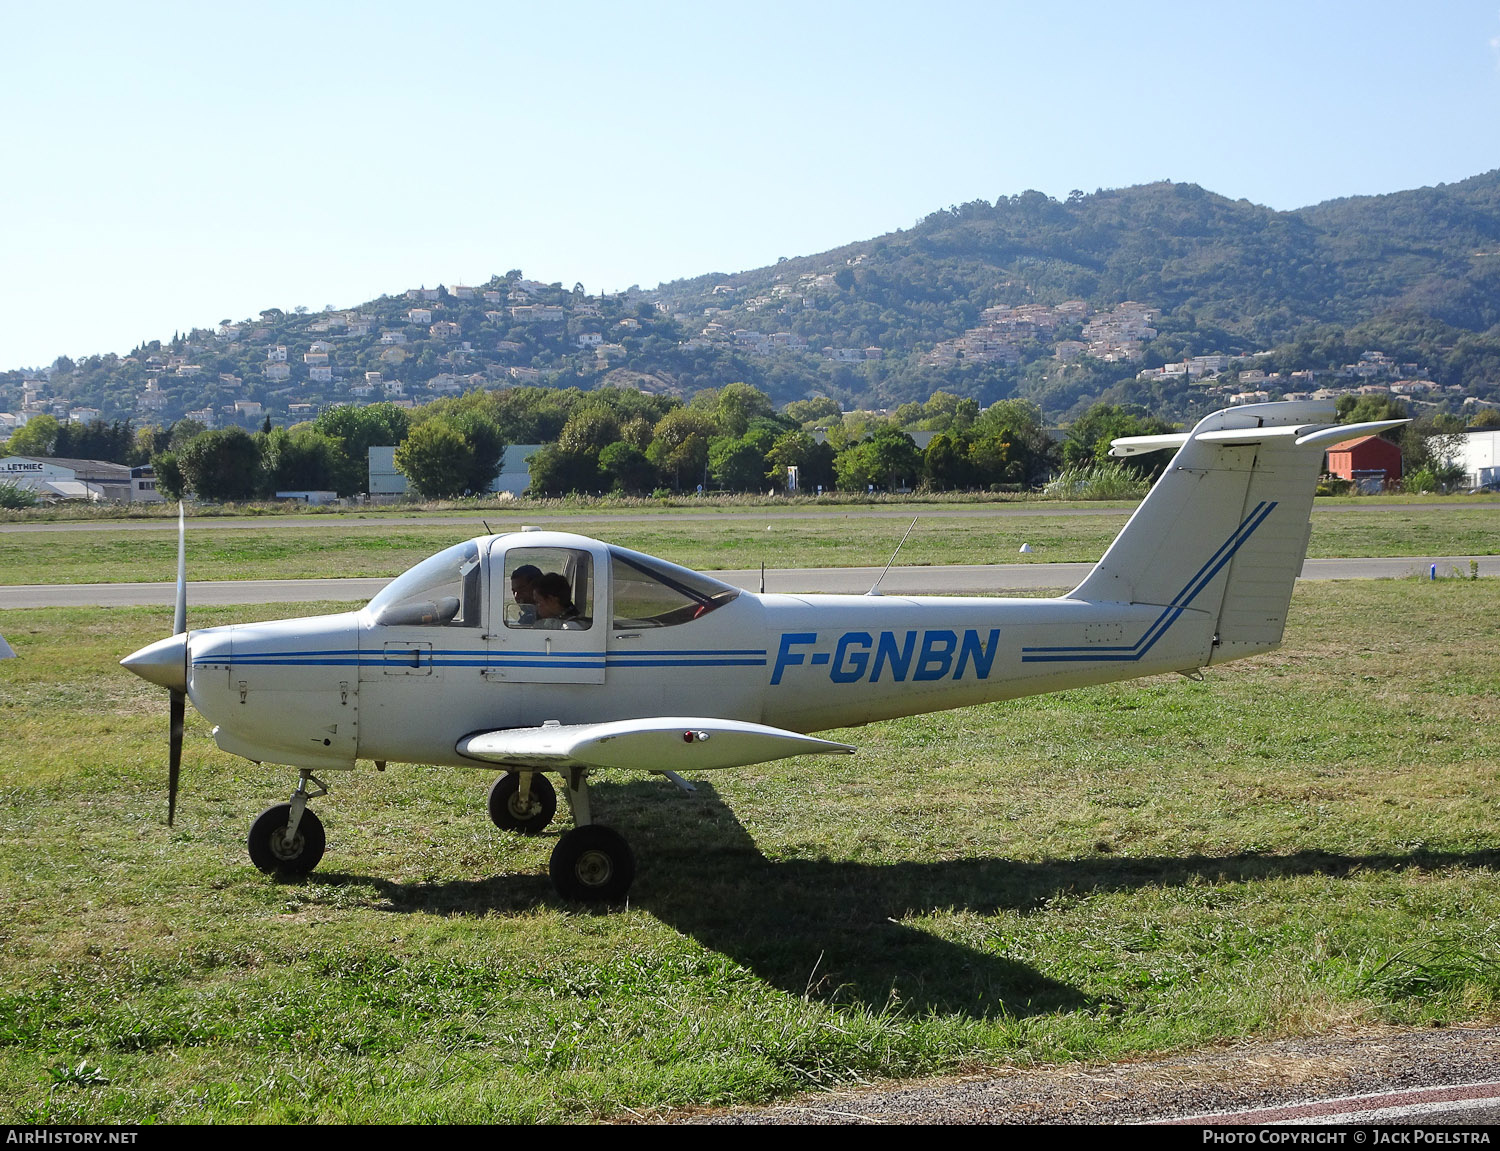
top-left (6, 172), bottom-right (1500, 429)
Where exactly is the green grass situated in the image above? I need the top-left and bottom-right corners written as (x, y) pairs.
top-left (1, 502), bottom-right (1497, 584)
top-left (1, 579), bottom-right (1499, 1121)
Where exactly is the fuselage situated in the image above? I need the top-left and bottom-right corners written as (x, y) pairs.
top-left (180, 530), bottom-right (1216, 773)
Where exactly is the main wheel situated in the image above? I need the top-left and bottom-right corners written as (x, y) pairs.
top-left (488, 772), bottom-right (557, 835)
top-left (549, 825), bottom-right (635, 903)
top-left (248, 803), bottom-right (326, 876)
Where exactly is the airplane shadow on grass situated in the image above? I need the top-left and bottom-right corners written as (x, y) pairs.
top-left (317, 779), bottom-right (1500, 1021)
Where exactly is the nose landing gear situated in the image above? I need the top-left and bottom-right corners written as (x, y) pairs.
top-left (248, 770), bottom-right (327, 876)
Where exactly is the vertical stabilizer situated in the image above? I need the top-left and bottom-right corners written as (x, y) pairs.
top-left (1066, 401), bottom-right (1401, 666)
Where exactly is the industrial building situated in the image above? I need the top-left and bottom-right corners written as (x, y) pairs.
top-left (0, 456), bottom-right (162, 503)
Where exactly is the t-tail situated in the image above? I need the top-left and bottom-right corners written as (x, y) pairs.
top-left (1066, 400), bottom-right (1406, 665)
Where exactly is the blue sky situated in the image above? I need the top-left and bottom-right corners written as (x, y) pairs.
top-left (3, 0), bottom-right (1498, 370)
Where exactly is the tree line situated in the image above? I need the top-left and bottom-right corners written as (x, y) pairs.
top-left (11, 380), bottom-right (1474, 504)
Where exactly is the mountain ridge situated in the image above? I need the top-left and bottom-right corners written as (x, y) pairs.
top-left (6, 172), bottom-right (1500, 428)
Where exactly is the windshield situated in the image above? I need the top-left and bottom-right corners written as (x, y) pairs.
top-left (365, 540), bottom-right (482, 627)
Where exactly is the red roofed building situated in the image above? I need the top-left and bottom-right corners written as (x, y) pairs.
top-left (1326, 435), bottom-right (1403, 490)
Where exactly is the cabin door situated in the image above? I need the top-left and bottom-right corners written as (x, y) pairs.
top-left (484, 540), bottom-right (607, 685)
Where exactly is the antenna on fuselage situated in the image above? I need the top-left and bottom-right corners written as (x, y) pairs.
top-left (760, 562), bottom-right (765, 594)
top-left (867, 516), bottom-right (918, 596)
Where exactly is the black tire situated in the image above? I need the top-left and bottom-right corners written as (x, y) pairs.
top-left (247, 803), bottom-right (326, 876)
top-left (487, 772), bottom-right (557, 835)
top-left (549, 824), bottom-right (635, 903)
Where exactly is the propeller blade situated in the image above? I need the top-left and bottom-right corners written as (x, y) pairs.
top-left (170, 502), bottom-right (186, 825)
top-left (172, 502), bottom-right (186, 637)
top-left (168, 689), bottom-right (185, 826)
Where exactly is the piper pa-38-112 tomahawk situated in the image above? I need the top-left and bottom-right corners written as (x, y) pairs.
top-left (121, 400), bottom-right (1403, 902)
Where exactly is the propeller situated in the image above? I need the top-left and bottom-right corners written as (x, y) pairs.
top-left (168, 502), bottom-right (187, 825)
top-left (120, 505), bottom-right (190, 825)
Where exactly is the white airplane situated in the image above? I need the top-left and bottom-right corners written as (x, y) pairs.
top-left (121, 400), bottom-right (1403, 902)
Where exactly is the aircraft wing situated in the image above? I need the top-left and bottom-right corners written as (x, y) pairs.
top-left (457, 717), bottom-right (856, 773)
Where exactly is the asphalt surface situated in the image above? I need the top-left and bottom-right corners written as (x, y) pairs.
top-left (3, 556), bottom-right (1498, 609)
top-left (665, 1025), bottom-right (1500, 1125)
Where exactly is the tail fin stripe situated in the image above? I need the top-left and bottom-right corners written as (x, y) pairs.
top-left (1021, 499), bottom-right (1277, 662)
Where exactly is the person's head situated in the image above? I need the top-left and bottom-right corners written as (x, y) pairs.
top-left (510, 564), bottom-right (543, 605)
top-left (533, 572), bottom-right (575, 619)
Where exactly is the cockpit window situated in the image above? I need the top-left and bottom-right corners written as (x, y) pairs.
top-left (609, 546), bottom-right (739, 628)
top-left (501, 547), bottom-right (594, 631)
top-left (365, 540), bottom-right (481, 627)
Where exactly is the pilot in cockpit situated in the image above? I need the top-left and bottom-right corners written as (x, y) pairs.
top-left (510, 564), bottom-right (542, 627)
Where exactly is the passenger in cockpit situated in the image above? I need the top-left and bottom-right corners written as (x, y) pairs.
top-left (533, 572), bottom-right (584, 630)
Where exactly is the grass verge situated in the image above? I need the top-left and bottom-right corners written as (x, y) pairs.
top-left (1, 504), bottom-right (1497, 585)
top-left (1, 580), bottom-right (1498, 1121)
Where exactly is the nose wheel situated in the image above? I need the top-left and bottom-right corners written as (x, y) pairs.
top-left (248, 769), bottom-right (328, 876)
top-left (248, 803), bottom-right (326, 875)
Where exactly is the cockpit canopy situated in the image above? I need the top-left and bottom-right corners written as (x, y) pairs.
top-left (363, 537), bottom-right (740, 631)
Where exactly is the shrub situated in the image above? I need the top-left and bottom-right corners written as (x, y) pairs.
top-left (0, 481), bottom-right (39, 509)
top-left (1042, 464), bottom-right (1150, 500)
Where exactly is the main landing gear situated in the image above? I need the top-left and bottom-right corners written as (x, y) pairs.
top-left (487, 771), bottom-right (557, 835)
top-left (492, 768), bottom-right (636, 903)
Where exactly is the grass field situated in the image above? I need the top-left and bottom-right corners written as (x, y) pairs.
top-left (2, 578), bottom-right (1498, 1122)
top-left (1, 502), bottom-right (1497, 585)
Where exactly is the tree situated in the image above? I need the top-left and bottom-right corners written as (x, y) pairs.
top-left (708, 434), bottom-right (768, 491)
top-left (151, 451), bottom-right (185, 501)
top-left (314, 403), bottom-right (411, 495)
top-left (765, 430), bottom-right (836, 492)
top-left (598, 442), bottom-right (656, 494)
top-left (265, 427), bottom-right (342, 492)
top-left (527, 442), bottom-right (600, 495)
top-left (168, 419), bottom-right (206, 452)
top-left (55, 419), bottom-right (135, 463)
top-left (835, 427), bottom-right (922, 491)
top-left (692, 382), bottom-right (777, 437)
top-left (558, 407), bottom-right (621, 455)
top-left (782, 397), bottom-right (842, 426)
top-left (4, 415), bottom-right (60, 457)
top-left (446, 410), bottom-right (506, 495)
top-left (177, 428), bottom-right (263, 501)
top-left (922, 432), bottom-right (969, 491)
top-left (965, 398), bottom-right (1055, 488)
top-left (647, 408), bottom-right (717, 491)
top-left (1336, 394), bottom-right (1408, 429)
top-left (1062, 403), bottom-right (1173, 477)
top-left (394, 421), bottom-right (474, 500)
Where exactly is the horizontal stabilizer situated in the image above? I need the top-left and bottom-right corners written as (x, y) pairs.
top-left (1293, 418), bottom-right (1408, 448)
top-left (458, 717), bottom-right (855, 773)
top-left (1110, 417), bottom-right (1408, 457)
top-left (1108, 432), bottom-right (1189, 458)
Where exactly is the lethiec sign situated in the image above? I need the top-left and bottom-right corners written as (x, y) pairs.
top-left (0, 457), bottom-right (71, 480)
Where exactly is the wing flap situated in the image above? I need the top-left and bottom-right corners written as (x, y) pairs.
top-left (458, 717), bottom-right (855, 772)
